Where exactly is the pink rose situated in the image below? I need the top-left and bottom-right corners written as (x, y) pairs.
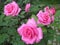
top-left (49, 7), bottom-right (56, 15)
top-left (44, 6), bottom-right (56, 15)
top-left (37, 10), bottom-right (51, 25)
top-left (17, 18), bottom-right (43, 44)
top-left (25, 3), bottom-right (31, 12)
top-left (44, 6), bottom-right (55, 22)
top-left (4, 1), bottom-right (21, 16)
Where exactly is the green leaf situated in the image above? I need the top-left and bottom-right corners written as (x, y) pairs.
top-left (38, 24), bottom-right (44, 27)
top-left (0, 16), bottom-right (18, 26)
top-left (0, 14), bottom-right (5, 26)
top-left (42, 27), bottom-right (47, 34)
top-left (34, 39), bottom-right (45, 45)
top-left (4, 0), bottom-right (12, 4)
top-left (0, 14), bottom-right (5, 21)
top-left (30, 5), bottom-right (40, 13)
top-left (47, 27), bottom-right (56, 40)
top-left (0, 34), bottom-right (9, 44)
top-left (21, 11), bottom-right (25, 15)
top-left (17, 0), bottom-right (23, 5)
top-left (11, 34), bottom-right (24, 45)
top-left (55, 10), bottom-right (60, 17)
top-left (56, 35), bottom-right (60, 42)
top-left (31, 14), bottom-right (38, 21)
top-left (0, 27), bottom-right (17, 35)
top-left (13, 41), bottom-right (24, 45)
top-left (23, 0), bottom-right (30, 4)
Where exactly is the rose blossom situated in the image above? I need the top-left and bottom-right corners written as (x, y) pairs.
top-left (49, 7), bottom-right (56, 15)
top-left (44, 6), bottom-right (55, 22)
top-left (4, 1), bottom-right (21, 16)
top-left (17, 18), bottom-right (43, 44)
top-left (37, 10), bottom-right (51, 25)
top-left (44, 6), bottom-right (56, 15)
top-left (25, 3), bottom-right (31, 12)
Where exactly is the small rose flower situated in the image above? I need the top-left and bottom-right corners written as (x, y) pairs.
top-left (44, 6), bottom-right (56, 15)
top-left (44, 6), bottom-right (55, 22)
top-left (37, 10), bottom-right (51, 25)
top-left (4, 1), bottom-right (21, 16)
top-left (49, 7), bottom-right (56, 15)
top-left (17, 18), bottom-right (43, 44)
top-left (44, 6), bottom-right (49, 12)
top-left (25, 3), bottom-right (31, 12)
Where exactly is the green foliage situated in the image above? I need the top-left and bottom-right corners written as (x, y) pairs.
top-left (56, 35), bottom-right (60, 42)
top-left (0, 34), bottom-right (9, 44)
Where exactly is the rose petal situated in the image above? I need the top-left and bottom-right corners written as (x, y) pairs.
top-left (27, 18), bottom-right (37, 27)
top-left (36, 28), bottom-right (43, 43)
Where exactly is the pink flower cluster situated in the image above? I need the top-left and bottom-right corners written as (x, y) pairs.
top-left (4, 1), bottom-right (31, 16)
top-left (37, 6), bottom-right (55, 25)
top-left (3, 1), bottom-right (56, 45)
top-left (17, 18), bottom-right (43, 44)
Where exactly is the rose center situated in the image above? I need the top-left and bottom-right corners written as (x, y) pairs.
top-left (23, 26), bottom-right (37, 39)
top-left (6, 5), bottom-right (14, 13)
top-left (43, 14), bottom-right (49, 22)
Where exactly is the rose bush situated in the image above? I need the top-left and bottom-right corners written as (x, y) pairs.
top-left (0, 0), bottom-right (60, 45)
